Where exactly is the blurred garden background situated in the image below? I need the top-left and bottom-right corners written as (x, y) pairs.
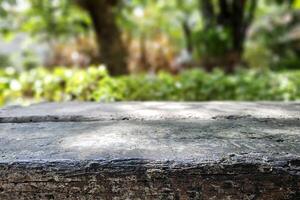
top-left (0, 0), bottom-right (300, 106)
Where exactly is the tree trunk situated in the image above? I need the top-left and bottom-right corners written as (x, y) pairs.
top-left (76, 0), bottom-right (128, 76)
top-left (182, 19), bottom-right (193, 54)
top-left (199, 0), bottom-right (257, 73)
top-left (200, 0), bottom-right (215, 28)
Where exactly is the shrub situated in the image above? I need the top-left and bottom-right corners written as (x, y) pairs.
top-left (0, 66), bottom-right (299, 106)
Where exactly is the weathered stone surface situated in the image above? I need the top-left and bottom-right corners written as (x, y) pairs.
top-left (1, 101), bottom-right (299, 122)
top-left (0, 102), bottom-right (299, 199)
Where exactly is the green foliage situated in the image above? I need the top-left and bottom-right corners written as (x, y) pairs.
top-left (0, 0), bottom-right (92, 42)
top-left (246, 4), bottom-right (300, 70)
top-left (1, 66), bottom-right (299, 106)
top-left (120, 0), bottom-right (194, 48)
top-left (0, 54), bottom-right (11, 68)
top-left (193, 27), bottom-right (232, 57)
top-left (21, 0), bottom-right (92, 40)
top-left (0, 0), bottom-right (300, 76)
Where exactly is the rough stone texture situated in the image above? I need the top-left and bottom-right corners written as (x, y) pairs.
top-left (0, 102), bottom-right (300, 199)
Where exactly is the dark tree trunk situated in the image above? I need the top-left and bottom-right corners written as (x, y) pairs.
top-left (199, 0), bottom-right (257, 73)
top-left (76, 0), bottom-right (128, 76)
top-left (176, 0), bottom-right (194, 55)
top-left (231, 0), bottom-right (246, 52)
top-left (182, 19), bottom-right (193, 54)
top-left (200, 0), bottom-right (215, 28)
top-left (138, 34), bottom-right (151, 72)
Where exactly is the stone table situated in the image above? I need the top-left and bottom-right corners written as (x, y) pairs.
top-left (0, 102), bottom-right (299, 199)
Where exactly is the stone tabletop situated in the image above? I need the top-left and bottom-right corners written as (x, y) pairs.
top-left (0, 102), bottom-right (299, 164)
top-left (1, 102), bottom-right (300, 199)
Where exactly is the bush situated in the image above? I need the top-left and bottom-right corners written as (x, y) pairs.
top-left (246, 10), bottom-right (300, 71)
top-left (0, 66), bottom-right (299, 106)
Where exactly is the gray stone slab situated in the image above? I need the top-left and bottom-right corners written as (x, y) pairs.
top-left (1, 101), bottom-right (300, 122)
top-left (0, 102), bottom-right (299, 199)
top-left (0, 118), bottom-right (299, 162)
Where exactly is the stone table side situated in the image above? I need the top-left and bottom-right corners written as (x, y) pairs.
top-left (0, 102), bottom-right (299, 199)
